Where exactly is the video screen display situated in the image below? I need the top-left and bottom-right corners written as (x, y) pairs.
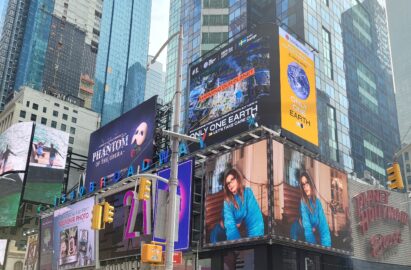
top-left (203, 140), bottom-right (269, 246)
top-left (53, 197), bottom-right (95, 269)
top-left (187, 33), bottom-right (274, 149)
top-left (272, 140), bottom-right (352, 252)
top-left (0, 172), bottom-right (26, 227)
top-left (24, 124), bottom-right (69, 204)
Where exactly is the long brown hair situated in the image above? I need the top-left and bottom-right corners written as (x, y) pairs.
top-left (223, 168), bottom-right (245, 209)
top-left (299, 171), bottom-right (316, 212)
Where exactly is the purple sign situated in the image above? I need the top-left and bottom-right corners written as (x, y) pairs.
top-left (154, 159), bottom-right (193, 251)
top-left (85, 96), bottom-right (157, 189)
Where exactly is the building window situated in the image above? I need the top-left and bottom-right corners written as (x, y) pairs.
top-left (51, 121), bottom-right (57, 128)
top-left (357, 62), bottom-right (378, 113)
top-left (407, 164), bottom-right (411, 173)
top-left (20, 110), bottom-right (26, 118)
top-left (30, 114), bottom-right (37, 121)
top-left (69, 137), bottom-right (74, 144)
top-left (54, 102), bottom-right (60, 107)
top-left (32, 103), bottom-right (38, 110)
top-left (203, 15), bottom-right (229, 26)
top-left (73, 109), bottom-right (78, 114)
top-left (352, 2), bottom-right (372, 45)
top-left (61, 124), bottom-right (66, 131)
top-left (72, 117), bottom-right (77, 123)
top-left (41, 117), bottom-right (47, 125)
top-left (64, 106), bottom-right (69, 110)
top-left (323, 0), bottom-right (329, 6)
top-left (327, 105), bottom-right (338, 161)
top-left (203, 0), bottom-right (228, 8)
top-left (26, 101), bottom-right (30, 107)
top-left (405, 152), bottom-right (409, 161)
top-left (53, 111), bottom-right (58, 117)
top-left (62, 114), bottom-right (68, 120)
top-left (322, 27), bottom-right (333, 79)
top-left (43, 107), bottom-right (47, 113)
top-left (70, 127), bottom-right (76, 135)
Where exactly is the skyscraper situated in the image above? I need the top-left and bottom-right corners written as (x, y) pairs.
top-left (145, 55), bottom-right (165, 103)
top-left (93, 0), bottom-right (152, 125)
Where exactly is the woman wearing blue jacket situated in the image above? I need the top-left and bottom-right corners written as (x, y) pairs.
top-left (210, 168), bottom-right (264, 243)
top-left (290, 171), bottom-right (331, 247)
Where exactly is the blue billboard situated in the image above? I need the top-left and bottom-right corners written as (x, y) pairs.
top-left (85, 96), bottom-right (157, 190)
top-left (153, 159), bottom-right (193, 251)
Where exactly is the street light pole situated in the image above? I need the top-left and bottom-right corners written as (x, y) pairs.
top-left (165, 24), bottom-right (183, 270)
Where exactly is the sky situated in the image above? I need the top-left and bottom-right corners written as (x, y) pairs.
top-left (148, 0), bottom-right (170, 70)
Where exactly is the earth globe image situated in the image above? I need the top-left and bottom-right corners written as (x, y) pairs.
top-left (287, 62), bottom-right (310, 100)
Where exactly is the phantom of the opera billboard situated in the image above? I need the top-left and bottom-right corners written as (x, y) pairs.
top-left (203, 140), bottom-right (269, 246)
top-left (24, 124), bottom-right (69, 205)
top-left (85, 96), bottom-right (157, 190)
top-left (53, 197), bottom-right (95, 270)
top-left (272, 140), bottom-right (352, 252)
top-left (0, 122), bottom-right (33, 227)
top-left (187, 32), bottom-right (274, 150)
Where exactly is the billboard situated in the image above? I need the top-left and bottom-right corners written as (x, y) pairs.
top-left (99, 188), bottom-right (151, 260)
top-left (187, 33), bottom-right (275, 148)
top-left (24, 124), bottom-right (69, 204)
top-left (0, 172), bottom-right (26, 227)
top-left (85, 96), bottom-right (157, 189)
top-left (279, 27), bottom-right (318, 146)
top-left (153, 159), bottom-right (193, 250)
top-left (39, 215), bottom-right (54, 270)
top-left (53, 197), bottom-right (95, 269)
top-left (272, 140), bottom-right (352, 252)
top-left (24, 234), bottom-right (39, 270)
top-left (0, 240), bottom-right (7, 270)
top-left (203, 140), bottom-right (269, 246)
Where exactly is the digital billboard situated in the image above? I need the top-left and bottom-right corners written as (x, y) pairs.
top-left (0, 240), bottom-right (7, 270)
top-left (24, 234), bottom-right (39, 270)
top-left (53, 197), bottom-right (95, 269)
top-left (203, 140), bottom-right (269, 246)
top-left (85, 96), bottom-right (157, 189)
top-left (153, 159), bottom-right (193, 250)
top-left (24, 124), bottom-right (69, 204)
top-left (40, 215), bottom-right (54, 270)
top-left (0, 172), bottom-right (26, 227)
top-left (272, 140), bottom-right (352, 252)
top-left (99, 188), bottom-right (151, 260)
top-left (279, 27), bottom-right (318, 146)
top-left (187, 33), bottom-right (275, 149)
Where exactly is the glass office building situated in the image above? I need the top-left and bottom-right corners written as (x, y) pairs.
top-left (93, 0), bottom-right (152, 125)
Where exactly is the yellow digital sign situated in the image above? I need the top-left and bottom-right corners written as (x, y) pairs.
top-left (279, 27), bottom-right (318, 146)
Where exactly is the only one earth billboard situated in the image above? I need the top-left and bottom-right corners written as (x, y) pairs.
top-left (85, 96), bottom-right (157, 190)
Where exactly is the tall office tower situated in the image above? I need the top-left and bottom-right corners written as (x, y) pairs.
top-left (93, 0), bottom-right (152, 125)
top-left (342, 0), bottom-right (400, 181)
top-left (145, 55), bottom-right (165, 103)
top-left (0, 0), bottom-right (31, 110)
top-left (387, 0), bottom-right (411, 145)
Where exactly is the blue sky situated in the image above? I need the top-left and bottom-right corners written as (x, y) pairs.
top-left (148, 0), bottom-right (170, 69)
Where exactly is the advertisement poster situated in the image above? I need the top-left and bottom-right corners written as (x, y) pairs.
top-left (272, 140), bottom-right (352, 252)
top-left (279, 27), bottom-right (318, 146)
top-left (40, 215), bottom-right (54, 270)
top-left (24, 234), bottom-right (39, 270)
top-left (203, 140), bottom-right (269, 246)
top-left (24, 124), bottom-right (69, 204)
top-left (0, 122), bottom-right (33, 226)
top-left (0, 240), bottom-right (7, 270)
top-left (53, 197), bottom-right (95, 270)
top-left (99, 188), bottom-right (151, 260)
top-left (85, 96), bottom-right (157, 189)
top-left (153, 159), bottom-right (193, 250)
top-left (187, 33), bottom-right (274, 149)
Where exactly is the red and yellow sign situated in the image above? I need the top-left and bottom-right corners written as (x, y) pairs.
top-left (279, 27), bottom-right (318, 146)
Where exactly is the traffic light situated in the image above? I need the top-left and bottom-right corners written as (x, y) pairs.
top-left (103, 202), bottom-right (115, 224)
top-left (91, 204), bottom-right (104, 230)
top-left (138, 177), bottom-right (151, 201)
top-left (386, 162), bottom-right (404, 190)
top-left (141, 243), bottom-right (162, 264)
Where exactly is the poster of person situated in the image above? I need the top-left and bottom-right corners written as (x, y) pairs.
top-left (23, 234), bottom-right (39, 270)
top-left (53, 197), bottom-right (95, 269)
top-left (203, 140), bottom-right (269, 246)
top-left (40, 215), bottom-right (53, 270)
top-left (272, 140), bottom-right (352, 251)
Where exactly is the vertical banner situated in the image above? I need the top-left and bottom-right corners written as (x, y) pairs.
top-left (23, 234), bottom-right (39, 270)
top-left (40, 215), bottom-right (54, 270)
top-left (153, 159), bottom-right (193, 250)
top-left (279, 27), bottom-right (318, 146)
top-left (53, 197), bottom-right (95, 270)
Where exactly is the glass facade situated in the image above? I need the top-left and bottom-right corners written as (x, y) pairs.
top-left (14, 0), bottom-right (54, 92)
top-left (93, 0), bottom-right (151, 125)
